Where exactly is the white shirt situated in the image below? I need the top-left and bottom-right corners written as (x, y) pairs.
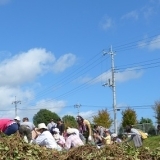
top-left (32, 130), bottom-right (62, 151)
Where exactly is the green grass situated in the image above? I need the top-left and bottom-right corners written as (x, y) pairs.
top-left (143, 135), bottom-right (160, 150)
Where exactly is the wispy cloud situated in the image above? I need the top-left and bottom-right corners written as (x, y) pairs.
top-left (121, 1), bottom-right (159, 22)
top-left (30, 99), bottom-right (66, 113)
top-left (99, 16), bottom-right (114, 31)
top-left (78, 69), bottom-right (143, 85)
top-left (141, 6), bottom-right (155, 19)
top-left (121, 10), bottom-right (139, 20)
top-left (115, 69), bottom-right (143, 82)
top-left (79, 110), bottom-right (96, 122)
top-left (53, 53), bottom-right (76, 73)
top-left (138, 35), bottom-right (160, 50)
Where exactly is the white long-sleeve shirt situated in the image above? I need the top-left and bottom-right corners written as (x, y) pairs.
top-left (32, 130), bottom-right (62, 151)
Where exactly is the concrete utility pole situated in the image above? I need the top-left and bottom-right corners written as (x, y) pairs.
top-left (74, 103), bottom-right (81, 115)
top-left (12, 96), bottom-right (21, 117)
top-left (103, 46), bottom-right (117, 134)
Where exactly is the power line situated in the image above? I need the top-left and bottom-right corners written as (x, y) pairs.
top-left (0, 104), bottom-right (154, 112)
top-left (9, 32), bottom-right (160, 109)
top-left (22, 50), bottom-right (107, 104)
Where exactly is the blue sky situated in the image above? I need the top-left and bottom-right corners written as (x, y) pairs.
top-left (0, 0), bottom-right (160, 128)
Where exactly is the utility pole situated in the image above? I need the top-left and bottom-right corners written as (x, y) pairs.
top-left (12, 96), bottom-right (21, 117)
top-left (103, 46), bottom-right (117, 134)
top-left (74, 103), bottom-right (81, 115)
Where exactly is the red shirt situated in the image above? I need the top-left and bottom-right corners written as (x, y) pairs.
top-left (0, 119), bottom-right (14, 132)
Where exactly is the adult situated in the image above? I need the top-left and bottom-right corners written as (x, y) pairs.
top-left (32, 123), bottom-right (62, 151)
top-left (93, 131), bottom-right (103, 146)
top-left (76, 115), bottom-right (92, 144)
top-left (93, 125), bottom-right (105, 137)
top-left (0, 116), bottom-right (20, 136)
top-left (124, 125), bottom-right (142, 148)
top-left (52, 128), bottom-right (65, 147)
top-left (57, 119), bottom-right (65, 136)
top-left (157, 124), bottom-right (160, 135)
top-left (66, 127), bottom-right (85, 142)
top-left (19, 117), bottom-right (36, 143)
top-left (47, 119), bottom-right (57, 132)
top-left (64, 128), bottom-right (84, 150)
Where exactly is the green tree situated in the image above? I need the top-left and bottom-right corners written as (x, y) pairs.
top-left (121, 108), bottom-right (137, 127)
top-left (139, 117), bottom-right (153, 124)
top-left (152, 100), bottom-right (160, 123)
top-left (62, 115), bottom-right (77, 128)
top-left (138, 117), bottom-right (155, 135)
top-left (33, 109), bottom-right (60, 126)
top-left (93, 109), bottom-right (113, 128)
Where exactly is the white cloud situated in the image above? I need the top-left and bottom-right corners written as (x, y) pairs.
top-left (148, 35), bottom-right (160, 50)
top-left (53, 53), bottom-right (76, 73)
top-left (0, 86), bottom-right (34, 109)
top-left (121, 11), bottom-right (139, 20)
top-left (0, 48), bottom-right (77, 87)
top-left (33, 99), bottom-right (66, 113)
top-left (115, 69), bottom-right (143, 82)
top-left (138, 35), bottom-right (160, 50)
top-left (121, 3), bottom-right (158, 21)
top-left (0, 98), bottom-right (66, 120)
top-left (0, 48), bottom-right (55, 86)
top-left (0, 48), bottom-right (77, 120)
top-left (100, 16), bottom-right (114, 31)
top-left (0, 86), bottom-right (34, 119)
top-left (78, 69), bottom-right (143, 85)
top-left (79, 110), bottom-right (96, 122)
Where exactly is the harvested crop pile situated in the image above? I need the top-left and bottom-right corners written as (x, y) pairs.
top-left (0, 133), bottom-right (160, 160)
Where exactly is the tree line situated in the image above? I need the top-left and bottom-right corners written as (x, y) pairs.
top-left (33, 100), bottom-right (160, 135)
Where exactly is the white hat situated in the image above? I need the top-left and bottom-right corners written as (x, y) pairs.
top-left (37, 123), bottom-right (47, 130)
top-left (14, 116), bottom-right (21, 121)
top-left (52, 128), bottom-right (60, 133)
top-left (67, 128), bottom-right (75, 134)
top-left (111, 133), bottom-right (117, 138)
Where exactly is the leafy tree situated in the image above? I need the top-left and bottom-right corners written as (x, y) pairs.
top-left (139, 117), bottom-right (153, 124)
top-left (93, 109), bottom-right (113, 128)
top-left (33, 109), bottom-right (60, 126)
top-left (62, 115), bottom-right (77, 128)
top-left (121, 108), bottom-right (137, 127)
top-left (152, 100), bottom-right (160, 123)
top-left (138, 117), bottom-right (155, 135)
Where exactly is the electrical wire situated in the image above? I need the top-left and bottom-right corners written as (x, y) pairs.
top-left (8, 32), bottom-right (160, 109)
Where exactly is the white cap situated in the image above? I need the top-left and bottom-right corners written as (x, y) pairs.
top-left (14, 116), bottom-right (21, 121)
